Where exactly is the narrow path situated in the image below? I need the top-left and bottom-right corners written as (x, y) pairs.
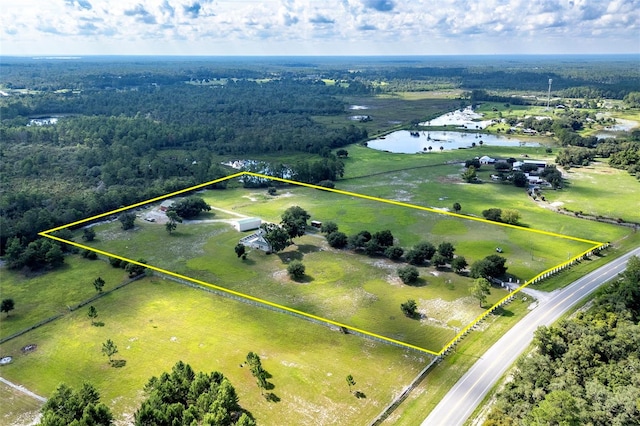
top-left (0, 376), bottom-right (46, 402)
top-left (421, 246), bottom-right (640, 426)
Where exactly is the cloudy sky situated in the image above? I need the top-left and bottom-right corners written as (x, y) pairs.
top-left (1, 0), bottom-right (638, 56)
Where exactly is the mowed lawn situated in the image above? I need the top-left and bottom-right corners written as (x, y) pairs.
top-left (0, 276), bottom-right (427, 426)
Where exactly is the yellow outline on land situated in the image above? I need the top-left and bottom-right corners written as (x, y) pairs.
top-left (40, 171), bottom-right (606, 357)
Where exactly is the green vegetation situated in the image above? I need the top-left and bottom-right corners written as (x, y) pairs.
top-left (1, 56), bottom-right (638, 425)
top-left (136, 361), bottom-right (255, 425)
top-left (0, 276), bottom-right (425, 425)
top-left (0, 256), bottom-right (129, 340)
top-left (40, 383), bottom-right (113, 426)
top-left (482, 256), bottom-right (640, 425)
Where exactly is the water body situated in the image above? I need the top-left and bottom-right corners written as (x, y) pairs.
top-left (420, 106), bottom-right (494, 129)
top-left (594, 118), bottom-right (638, 139)
top-left (367, 130), bottom-right (539, 154)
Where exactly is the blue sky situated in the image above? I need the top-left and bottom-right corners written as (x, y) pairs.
top-left (1, 0), bottom-right (638, 56)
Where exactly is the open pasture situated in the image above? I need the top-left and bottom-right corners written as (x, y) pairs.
top-left (338, 144), bottom-right (630, 244)
top-left (0, 257), bottom-right (130, 340)
top-left (77, 175), bottom-right (599, 353)
top-left (0, 276), bottom-right (426, 426)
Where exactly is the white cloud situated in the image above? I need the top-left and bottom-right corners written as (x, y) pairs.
top-left (0, 0), bottom-right (638, 55)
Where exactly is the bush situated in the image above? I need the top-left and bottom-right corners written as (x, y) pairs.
top-left (320, 221), bottom-right (338, 234)
top-left (451, 256), bottom-right (468, 273)
top-left (482, 208), bottom-right (502, 222)
top-left (317, 180), bottom-right (335, 188)
top-left (326, 231), bottom-right (348, 248)
top-left (400, 299), bottom-right (418, 317)
top-left (398, 265), bottom-right (419, 284)
top-left (384, 246), bottom-right (404, 260)
top-left (287, 260), bottom-right (305, 280)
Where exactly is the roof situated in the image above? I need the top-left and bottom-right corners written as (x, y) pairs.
top-left (236, 217), bottom-right (261, 224)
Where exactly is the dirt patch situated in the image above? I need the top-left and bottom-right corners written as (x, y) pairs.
top-left (418, 297), bottom-right (478, 329)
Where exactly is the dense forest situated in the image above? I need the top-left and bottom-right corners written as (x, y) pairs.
top-left (484, 256), bottom-right (640, 426)
top-left (1, 56), bottom-right (638, 268)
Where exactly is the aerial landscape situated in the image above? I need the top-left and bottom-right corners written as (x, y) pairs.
top-left (1, 1), bottom-right (639, 425)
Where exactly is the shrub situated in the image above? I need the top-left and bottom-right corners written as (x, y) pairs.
top-left (400, 299), bottom-right (418, 317)
top-left (384, 246), bottom-right (404, 261)
top-left (398, 265), bottom-right (419, 284)
top-left (326, 231), bottom-right (348, 248)
top-left (287, 260), bottom-right (306, 280)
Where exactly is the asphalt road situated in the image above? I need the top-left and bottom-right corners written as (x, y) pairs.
top-left (422, 246), bottom-right (640, 426)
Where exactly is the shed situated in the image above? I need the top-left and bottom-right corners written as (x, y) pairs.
top-left (235, 217), bottom-right (262, 232)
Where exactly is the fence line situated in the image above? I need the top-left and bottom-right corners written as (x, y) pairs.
top-left (0, 272), bottom-right (144, 345)
top-left (153, 271), bottom-right (418, 352)
top-left (370, 355), bottom-right (440, 426)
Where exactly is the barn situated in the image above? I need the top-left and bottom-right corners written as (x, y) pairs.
top-left (235, 217), bottom-right (262, 232)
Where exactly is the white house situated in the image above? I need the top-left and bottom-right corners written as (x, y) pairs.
top-left (479, 155), bottom-right (496, 165)
top-left (235, 217), bottom-right (262, 232)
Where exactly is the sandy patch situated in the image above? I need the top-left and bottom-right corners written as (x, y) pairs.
top-left (418, 297), bottom-right (479, 329)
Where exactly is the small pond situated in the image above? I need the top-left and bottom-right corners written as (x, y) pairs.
top-left (366, 130), bottom-right (540, 154)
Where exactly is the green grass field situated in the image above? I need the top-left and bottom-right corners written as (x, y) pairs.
top-left (0, 275), bottom-right (426, 425)
top-left (77, 171), bottom-right (603, 354)
top-left (0, 382), bottom-right (44, 426)
top-left (0, 256), bottom-right (131, 340)
top-left (543, 161), bottom-right (640, 223)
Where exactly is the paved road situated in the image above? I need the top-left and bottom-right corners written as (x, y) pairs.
top-left (422, 246), bottom-right (640, 426)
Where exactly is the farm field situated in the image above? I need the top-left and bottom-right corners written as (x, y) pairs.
top-left (0, 256), bottom-right (132, 340)
top-left (74, 173), bottom-right (602, 354)
top-left (0, 274), bottom-right (427, 426)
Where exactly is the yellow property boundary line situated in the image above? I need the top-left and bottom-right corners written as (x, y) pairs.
top-left (40, 171), bottom-right (606, 356)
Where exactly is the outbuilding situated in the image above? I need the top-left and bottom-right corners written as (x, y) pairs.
top-left (235, 217), bottom-right (262, 232)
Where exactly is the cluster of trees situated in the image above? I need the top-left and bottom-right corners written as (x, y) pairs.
top-left (134, 361), bottom-right (255, 425)
top-left (258, 205), bottom-right (311, 254)
top-left (484, 256), bottom-right (640, 425)
top-left (319, 221), bottom-right (473, 284)
top-left (166, 196), bottom-right (211, 219)
top-left (38, 383), bottom-right (113, 426)
top-left (108, 256), bottom-right (147, 278)
top-left (482, 208), bottom-right (522, 226)
top-left (3, 236), bottom-right (64, 271)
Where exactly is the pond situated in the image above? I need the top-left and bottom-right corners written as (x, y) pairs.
top-left (366, 130), bottom-right (540, 154)
top-left (420, 106), bottom-right (494, 129)
top-left (594, 118), bottom-right (638, 139)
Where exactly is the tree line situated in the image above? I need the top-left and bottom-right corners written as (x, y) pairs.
top-left (484, 256), bottom-right (640, 426)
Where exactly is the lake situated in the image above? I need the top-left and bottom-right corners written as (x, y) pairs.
top-left (366, 130), bottom-right (540, 154)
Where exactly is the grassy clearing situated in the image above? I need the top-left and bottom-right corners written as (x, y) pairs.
top-left (0, 276), bottom-right (426, 426)
top-left (337, 144), bottom-right (628, 244)
top-left (312, 95), bottom-right (461, 136)
top-left (380, 296), bottom-right (533, 425)
top-left (543, 161), bottom-right (640, 222)
top-left (0, 382), bottom-right (43, 426)
top-left (0, 257), bottom-right (130, 340)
